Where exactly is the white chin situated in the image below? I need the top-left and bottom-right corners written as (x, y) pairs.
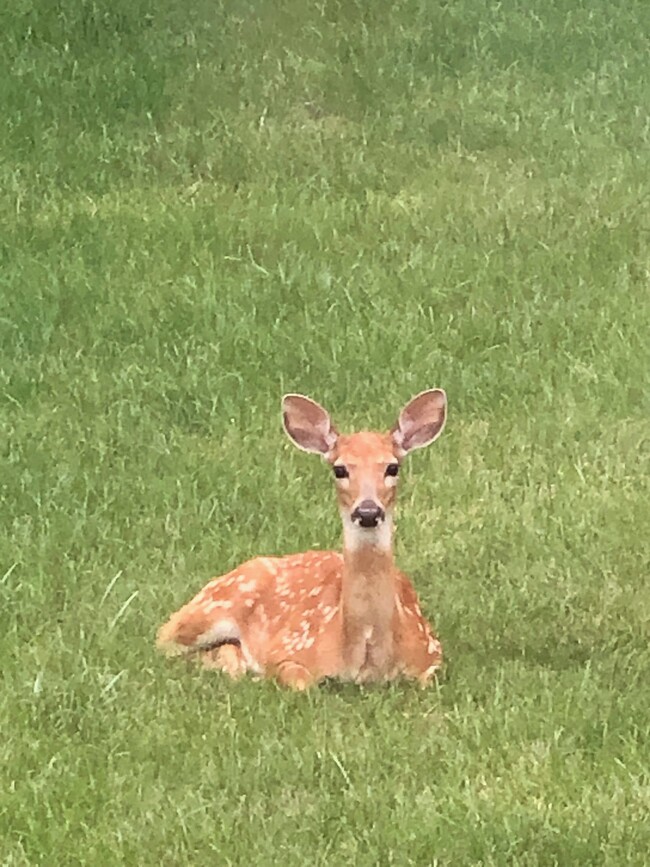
top-left (343, 514), bottom-right (392, 550)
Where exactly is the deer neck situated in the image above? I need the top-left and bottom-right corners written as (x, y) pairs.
top-left (340, 516), bottom-right (397, 636)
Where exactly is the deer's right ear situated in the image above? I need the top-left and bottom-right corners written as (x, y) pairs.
top-left (282, 394), bottom-right (339, 456)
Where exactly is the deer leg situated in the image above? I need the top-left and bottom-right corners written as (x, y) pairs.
top-left (275, 660), bottom-right (317, 691)
top-left (201, 642), bottom-right (247, 679)
top-left (398, 627), bottom-right (443, 687)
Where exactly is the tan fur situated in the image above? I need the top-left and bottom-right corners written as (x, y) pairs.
top-left (156, 391), bottom-right (446, 689)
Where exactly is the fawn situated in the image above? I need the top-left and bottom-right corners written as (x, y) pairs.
top-left (156, 389), bottom-right (447, 689)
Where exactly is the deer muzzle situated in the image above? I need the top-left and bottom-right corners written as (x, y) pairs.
top-left (351, 499), bottom-right (385, 528)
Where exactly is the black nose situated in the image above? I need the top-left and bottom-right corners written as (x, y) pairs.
top-left (351, 499), bottom-right (385, 528)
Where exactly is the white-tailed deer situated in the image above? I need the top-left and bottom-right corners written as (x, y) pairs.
top-left (157, 389), bottom-right (447, 689)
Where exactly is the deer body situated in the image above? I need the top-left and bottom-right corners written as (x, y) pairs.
top-left (157, 390), bottom-right (447, 689)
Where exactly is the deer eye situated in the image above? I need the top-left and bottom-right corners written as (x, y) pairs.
top-left (333, 465), bottom-right (349, 479)
top-left (385, 463), bottom-right (399, 477)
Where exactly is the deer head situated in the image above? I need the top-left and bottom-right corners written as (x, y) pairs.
top-left (282, 389), bottom-right (447, 548)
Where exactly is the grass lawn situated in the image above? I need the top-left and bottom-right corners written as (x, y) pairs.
top-left (1, 0), bottom-right (649, 863)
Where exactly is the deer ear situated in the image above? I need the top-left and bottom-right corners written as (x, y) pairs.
top-left (282, 394), bottom-right (338, 456)
top-left (391, 389), bottom-right (447, 456)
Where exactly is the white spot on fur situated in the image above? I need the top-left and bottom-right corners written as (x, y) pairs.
top-left (204, 600), bottom-right (229, 613)
top-left (259, 557), bottom-right (278, 576)
top-left (427, 636), bottom-right (440, 655)
top-left (283, 635), bottom-right (298, 652)
top-left (320, 605), bottom-right (338, 624)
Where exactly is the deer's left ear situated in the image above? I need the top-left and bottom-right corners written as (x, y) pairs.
top-left (391, 389), bottom-right (447, 457)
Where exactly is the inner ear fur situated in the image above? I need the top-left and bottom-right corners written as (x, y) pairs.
top-left (282, 394), bottom-right (339, 456)
top-left (391, 388), bottom-right (447, 455)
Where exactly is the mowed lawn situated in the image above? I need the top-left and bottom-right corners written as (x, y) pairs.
top-left (1, 0), bottom-right (649, 863)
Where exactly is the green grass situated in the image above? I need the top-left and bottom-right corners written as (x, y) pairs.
top-left (2, 0), bottom-right (649, 862)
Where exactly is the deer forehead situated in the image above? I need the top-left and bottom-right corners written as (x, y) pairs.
top-left (332, 431), bottom-right (397, 465)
